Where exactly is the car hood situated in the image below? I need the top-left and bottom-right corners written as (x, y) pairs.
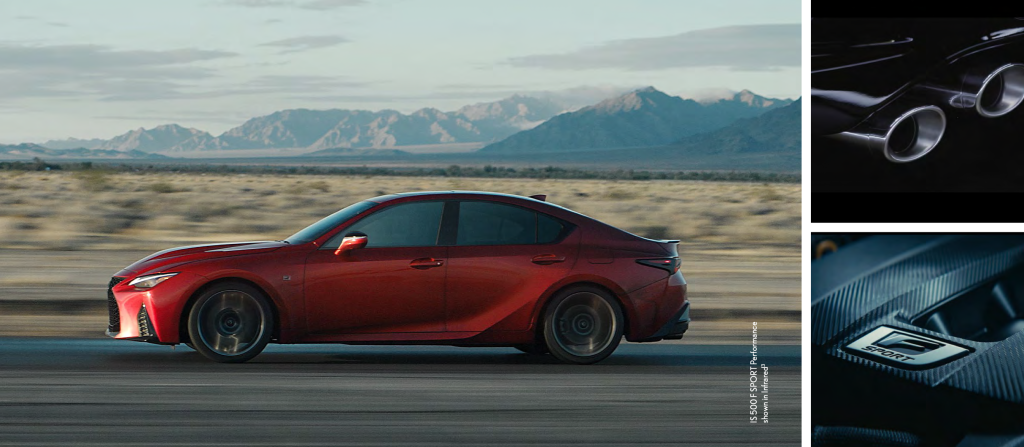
top-left (115, 241), bottom-right (288, 277)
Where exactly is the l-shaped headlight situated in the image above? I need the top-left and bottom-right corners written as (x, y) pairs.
top-left (128, 273), bottom-right (178, 289)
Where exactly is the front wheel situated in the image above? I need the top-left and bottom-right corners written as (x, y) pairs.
top-left (542, 286), bottom-right (624, 365)
top-left (186, 282), bottom-right (273, 363)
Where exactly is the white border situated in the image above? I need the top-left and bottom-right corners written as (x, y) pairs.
top-left (801, 1), bottom-right (811, 444)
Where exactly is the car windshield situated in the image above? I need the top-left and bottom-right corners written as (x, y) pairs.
top-left (284, 200), bottom-right (378, 244)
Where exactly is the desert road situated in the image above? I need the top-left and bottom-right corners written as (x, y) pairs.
top-left (0, 339), bottom-right (800, 445)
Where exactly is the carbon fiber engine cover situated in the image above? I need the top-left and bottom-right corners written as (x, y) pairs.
top-left (812, 234), bottom-right (1024, 445)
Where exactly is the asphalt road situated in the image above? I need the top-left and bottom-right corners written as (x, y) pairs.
top-left (0, 339), bottom-right (800, 446)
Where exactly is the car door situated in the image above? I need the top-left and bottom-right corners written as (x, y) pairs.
top-left (444, 200), bottom-right (579, 333)
top-left (304, 200), bottom-right (448, 334)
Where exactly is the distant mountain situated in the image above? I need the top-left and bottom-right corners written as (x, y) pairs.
top-left (39, 137), bottom-right (106, 150)
top-left (162, 95), bottom-right (570, 152)
top-left (479, 87), bottom-right (791, 153)
top-left (0, 144), bottom-right (169, 159)
top-left (457, 99), bottom-right (801, 172)
top-left (670, 98), bottom-right (801, 154)
top-left (455, 94), bottom-right (566, 134)
top-left (304, 109), bottom-right (482, 150)
top-left (23, 88), bottom-right (793, 157)
top-left (98, 124), bottom-right (213, 153)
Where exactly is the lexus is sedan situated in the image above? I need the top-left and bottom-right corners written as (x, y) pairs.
top-left (106, 191), bottom-right (689, 364)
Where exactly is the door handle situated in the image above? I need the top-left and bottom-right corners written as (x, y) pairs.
top-left (531, 254), bottom-right (566, 265)
top-left (410, 258), bottom-right (445, 269)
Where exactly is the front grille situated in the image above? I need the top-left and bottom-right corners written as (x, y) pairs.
top-left (107, 277), bottom-right (126, 334)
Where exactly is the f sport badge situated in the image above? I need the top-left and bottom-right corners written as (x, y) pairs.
top-left (844, 326), bottom-right (971, 369)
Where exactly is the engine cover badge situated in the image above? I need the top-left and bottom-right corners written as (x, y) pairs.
top-left (844, 326), bottom-right (971, 369)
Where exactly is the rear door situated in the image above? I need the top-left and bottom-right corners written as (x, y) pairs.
top-left (444, 200), bottom-right (579, 332)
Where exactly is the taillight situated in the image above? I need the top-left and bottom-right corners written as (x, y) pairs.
top-left (637, 257), bottom-right (681, 274)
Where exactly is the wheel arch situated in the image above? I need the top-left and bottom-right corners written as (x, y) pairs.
top-left (178, 277), bottom-right (282, 344)
top-left (530, 279), bottom-right (632, 343)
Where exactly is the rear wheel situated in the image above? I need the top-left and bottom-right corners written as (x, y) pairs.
top-left (187, 282), bottom-right (272, 363)
top-left (542, 286), bottom-right (624, 365)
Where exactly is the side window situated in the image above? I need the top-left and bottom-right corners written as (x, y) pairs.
top-left (537, 212), bottom-right (565, 244)
top-left (326, 201), bottom-right (443, 248)
top-left (456, 201), bottom-right (536, 246)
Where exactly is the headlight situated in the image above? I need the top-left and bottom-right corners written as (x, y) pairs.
top-left (128, 273), bottom-right (178, 289)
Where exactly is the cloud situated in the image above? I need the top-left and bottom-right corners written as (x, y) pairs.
top-left (507, 24), bottom-right (800, 72)
top-left (0, 40), bottom-right (371, 102)
top-left (0, 42), bottom-right (238, 101)
top-left (299, 0), bottom-right (367, 10)
top-left (97, 109), bottom-right (255, 125)
top-left (13, 15), bottom-right (69, 27)
top-left (98, 74), bottom-right (371, 102)
top-left (221, 0), bottom-right (293, 7)
top-left (221, 0), bottom-right (366, 9)
top-left (0, 43), bottom-right (236, 71)
top-left (286, 85), bottom-right (634, 109)
top-left (259, 35), bottom-right (349, 54)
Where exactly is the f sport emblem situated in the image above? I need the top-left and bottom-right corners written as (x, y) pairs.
top-left (844, 326), bottom-right (971, 369)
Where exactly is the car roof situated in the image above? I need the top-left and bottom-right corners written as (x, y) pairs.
top-left (368, 190), bottom-right (544, 204)
top-left (368, 190), bottom-right (586, 220)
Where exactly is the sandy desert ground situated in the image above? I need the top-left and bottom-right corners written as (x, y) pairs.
top-left (0, 171), bottom-right (799, 343)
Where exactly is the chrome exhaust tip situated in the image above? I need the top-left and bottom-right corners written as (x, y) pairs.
top-left (923, 63), bottom-right (1024, 117)
top-left (975, 63), bottom-right (1024, 117)
top-left (831, 105), bottom-right (946, 163)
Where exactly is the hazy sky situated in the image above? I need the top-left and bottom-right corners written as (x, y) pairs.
top-left (0, 0), bottom-right (800, 143)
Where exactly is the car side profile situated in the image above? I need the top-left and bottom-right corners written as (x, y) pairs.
top-left (106, 191), bottom-right (689, 364)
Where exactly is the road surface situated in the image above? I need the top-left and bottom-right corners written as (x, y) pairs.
top-left (0, 339), bottom-right (800, 445)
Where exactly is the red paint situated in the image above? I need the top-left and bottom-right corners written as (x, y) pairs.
top-left (107, 191), bottom-right (689, 348)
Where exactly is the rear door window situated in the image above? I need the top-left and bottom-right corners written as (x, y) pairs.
top-left (456, 201), bottom-right (537, 246)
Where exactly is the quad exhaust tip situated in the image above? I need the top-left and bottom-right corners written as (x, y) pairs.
top-left (830, 105), bottom-right (947, 163)
top-left (827, 63), bottom-right (1022, 163)
top-left (880, 106), bottom-right (946, 163)
top-left (975, 63), bottom-right (1024, 117)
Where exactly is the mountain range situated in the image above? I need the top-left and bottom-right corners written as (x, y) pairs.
top-left (458, 99), bottom-right (801, 171)
top-left (39, 95), bottom-right (573, 154)
top-left (671, 98), bottom-right (801, 154)
top-left (35, 88), bottom-right (792, 156)
top-left (0, 144), bottom-right (168, 160)
top-left (479, 88), bottom-right (791, 153)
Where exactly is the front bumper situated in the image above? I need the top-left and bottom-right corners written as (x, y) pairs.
top-left (106, 272), bottom-right (201, 343)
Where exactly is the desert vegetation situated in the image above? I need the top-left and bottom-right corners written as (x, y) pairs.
top-left (0, 170), bottom-right (798, 251)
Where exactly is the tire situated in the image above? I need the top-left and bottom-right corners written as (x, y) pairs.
top-left (542, 286), bottom-right (624, 365)
top-left (186, 282), bottom-right (273, 363)
top-left (513, 343), bottom-right (549, 355)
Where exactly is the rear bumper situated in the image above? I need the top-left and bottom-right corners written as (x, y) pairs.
top-left (635, 301), bottom-right (690, 343)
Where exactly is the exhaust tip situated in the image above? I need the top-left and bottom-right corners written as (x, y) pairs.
top-left (977, 64), bottom-right (1024, 117)
top-left (883, 106), bottom-right (946, 163)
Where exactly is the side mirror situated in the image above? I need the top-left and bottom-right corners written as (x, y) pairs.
top-left (334, 234), bottom-right (368, 255)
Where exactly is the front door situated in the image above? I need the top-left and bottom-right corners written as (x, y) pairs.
top-left (304, 201), bottom-right (448, 334)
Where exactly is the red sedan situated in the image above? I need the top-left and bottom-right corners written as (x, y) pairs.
top-left (107, 191), bottom-right (689, 364)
